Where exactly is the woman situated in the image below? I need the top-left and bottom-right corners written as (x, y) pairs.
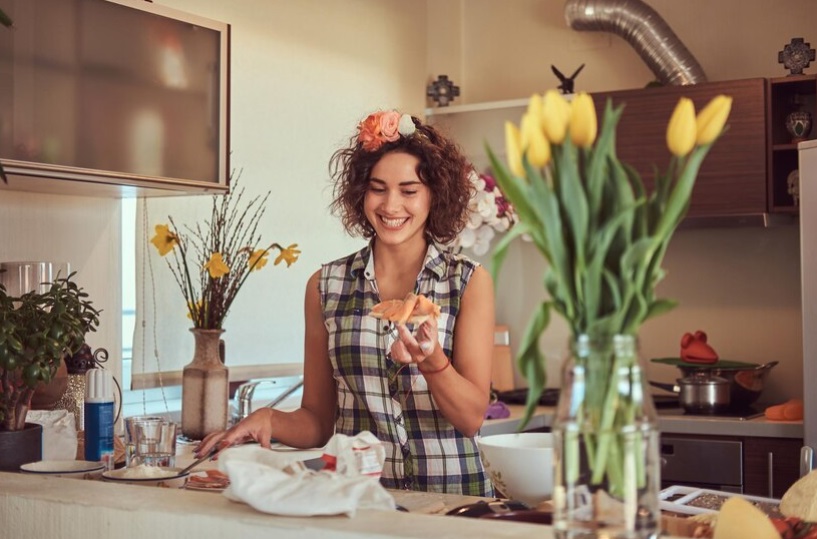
top-left (196, 110), bottom-right (495, 496)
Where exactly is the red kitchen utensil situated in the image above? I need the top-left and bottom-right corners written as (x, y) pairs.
top-left (680, 330), bottom-right (719, 365)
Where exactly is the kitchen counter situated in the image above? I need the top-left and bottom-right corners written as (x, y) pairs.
top-left (482, 404), bottom-right (803, 439)
top-left (0, 471), bottom-right (693, 539)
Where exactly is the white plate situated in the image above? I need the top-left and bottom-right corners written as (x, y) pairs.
top-left (20, 460), bottom-right (105, 479)
top-left (102, 467), bottom-right (189, 488)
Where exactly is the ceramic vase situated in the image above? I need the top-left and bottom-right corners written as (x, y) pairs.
top-left (786, 110), bottom-right (813, 143)
top-left (551, 335), bottom-right (661, 539)
top-left (181, 328), bottom-right (228, 440)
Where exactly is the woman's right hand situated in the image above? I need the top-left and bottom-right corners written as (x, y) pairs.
top-left (193, 408), bottom-right (275, 458)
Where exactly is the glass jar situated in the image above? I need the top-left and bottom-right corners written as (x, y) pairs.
top-left (551, 334), bottom-right (661, 539)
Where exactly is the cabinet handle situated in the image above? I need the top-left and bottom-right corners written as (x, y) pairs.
top-left (767, 452), bottom-right (774, 498)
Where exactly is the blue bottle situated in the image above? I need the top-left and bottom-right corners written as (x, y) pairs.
top-left (84, 368), bottom-right (115, 469)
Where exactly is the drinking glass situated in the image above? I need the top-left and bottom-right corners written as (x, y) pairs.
top-left (133, 420), bottom-right (177, 468)
top-left (123, 416), bottom-right (166, 467)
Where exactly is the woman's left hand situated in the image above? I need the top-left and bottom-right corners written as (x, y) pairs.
top-left (390, 320), bottom-right (438, 365)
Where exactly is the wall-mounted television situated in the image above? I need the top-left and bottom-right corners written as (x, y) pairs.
top-left (0, 0), bottom-right (230, 196)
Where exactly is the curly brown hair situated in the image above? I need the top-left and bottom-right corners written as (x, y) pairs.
top-left (329, 114), bottom-right (474, 244)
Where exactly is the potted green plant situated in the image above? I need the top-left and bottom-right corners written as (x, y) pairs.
top-left (0, 273), bottom-right (100, 443)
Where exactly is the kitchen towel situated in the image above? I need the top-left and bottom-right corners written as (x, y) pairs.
top-left (219, 432), bottom-right (395, 517)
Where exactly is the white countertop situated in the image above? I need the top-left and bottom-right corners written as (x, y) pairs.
top-left (0, 471), bottom-right (693, 539)
top-left (481, 404), bottom-right (804, 439)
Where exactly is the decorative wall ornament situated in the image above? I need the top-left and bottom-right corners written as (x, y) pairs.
top-left (785, 110), bottom-right (813, 143)
top-left (564, 0), bottom-right (707, 86)
top-left (551, 64), bottom-right (585, 94)
top-left (426, 75), bottom-right (460, 107)
top-left (778, 37), bottom-right (815, 75)
top-left (788, 169), bottom-right (801, 206)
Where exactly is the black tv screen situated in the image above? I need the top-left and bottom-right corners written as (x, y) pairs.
top-left (0, 0), bottom-right (230, 194)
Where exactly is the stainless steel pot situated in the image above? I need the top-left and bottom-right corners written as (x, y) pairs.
top-left (673, 361), bottom-right (778, 409)
top-left (649, 374), bottom-right (731, 414)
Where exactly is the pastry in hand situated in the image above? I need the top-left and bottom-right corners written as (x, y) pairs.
top-left (370, 293), bottom-right (440, 325)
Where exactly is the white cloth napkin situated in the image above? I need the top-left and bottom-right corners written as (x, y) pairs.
top-left (219, 432), bottom-right (395, 517)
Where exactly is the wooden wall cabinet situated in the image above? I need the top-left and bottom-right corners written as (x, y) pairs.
top-left (767, 75), bottom-right (817, 212)
top-left (591, 78), bottom-right (768, 218)
top-left (430, 77), bottom-right (808, 221)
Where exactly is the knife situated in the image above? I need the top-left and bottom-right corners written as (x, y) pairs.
top-left (177, 445), bottom-right (223, 476)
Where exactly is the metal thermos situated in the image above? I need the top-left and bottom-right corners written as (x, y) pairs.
top-left (84, 368), bottom-right (115, 470)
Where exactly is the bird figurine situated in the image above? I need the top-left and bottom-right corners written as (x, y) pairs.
top-left (551, 64), bottom-right (585, 95)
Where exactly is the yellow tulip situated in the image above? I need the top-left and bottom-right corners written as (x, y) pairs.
top-left (542, 89), bottom-right (571, 144)
top-left (521, 112), bottom-right (551, 167)
top-left (204, 252), bottom-right (230, 278)
top-left (248, 249), bottom-right (269, 271)
top-left (569, 92), bottom-right (597, 148)
top-left (526, 93), bottom-right (543, 123)
top-left (666, 97), bottom-right (697, 157)
top-left (149, 224), bottom-right (178, 256)
top-left (274, 243), bottom-right (301, 267)
top-left (505, 121), bottom-right (525, 177)
top-left (696, 94), bottom-right (733, 145)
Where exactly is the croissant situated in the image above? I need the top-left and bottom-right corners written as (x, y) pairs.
top-left (370, 293), bottom-right (441, 325)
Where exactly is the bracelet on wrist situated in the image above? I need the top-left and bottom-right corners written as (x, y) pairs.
top-left (419, 357), bottom-right (451, 375)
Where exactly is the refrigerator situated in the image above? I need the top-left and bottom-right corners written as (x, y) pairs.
top-left (798, 140), bottom-right (817, 459)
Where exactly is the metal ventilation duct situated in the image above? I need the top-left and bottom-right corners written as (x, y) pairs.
top-left (564, 0), bottom-right (707, 86)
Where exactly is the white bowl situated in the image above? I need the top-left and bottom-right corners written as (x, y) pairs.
top-left (477, 432), bottom-right (555, 507)
top-left (102, 466), bottom-right (189, 488)
top-left (20, 460), bottom-right (105, 480)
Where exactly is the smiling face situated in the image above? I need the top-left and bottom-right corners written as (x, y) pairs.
top-left (363, 151), bottom-right (431, 248)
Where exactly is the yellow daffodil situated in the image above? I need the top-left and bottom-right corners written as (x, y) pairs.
top-left (520, 112), bottom-right (551, 167)
top-left (569, 92), bottom-right (597, 148)
top-left (666, 97), bottom-right (697, 157)
top-left (696, 94), bottom-right (733, 145)
top-left (204, 252), bottom-right (230, 278)
top-left (248, 249), bottom-right (269, 271)
top-left (186, 299), bottom-right (204, 319)
top-left (150, 224), bottom-right (179, 256)
top-left (505, 121), bottom-right (525, 177)
top-left (275, 244), bottom-right (301, 267)
top-left (541, 90), bottom-right (571, 144)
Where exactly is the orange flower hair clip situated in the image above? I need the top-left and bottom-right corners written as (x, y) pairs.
top-left (357, 110), bottom-right (416, 152)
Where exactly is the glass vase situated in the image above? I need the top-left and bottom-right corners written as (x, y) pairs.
top-left (181, 328), bottom-right (228, 440)
top-left (551, 334), bottom-right (661, 539)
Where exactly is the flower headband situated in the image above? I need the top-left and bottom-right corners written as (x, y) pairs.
top-left (357, 110), bottom-right (417, 152)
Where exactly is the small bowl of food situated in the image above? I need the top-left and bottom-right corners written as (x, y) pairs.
top-left (102, 464), bottom-right (189, 488)
top-left (477, 432), bottom-right (555, 507)
top-left (20, 460), bottom-right (106, 480)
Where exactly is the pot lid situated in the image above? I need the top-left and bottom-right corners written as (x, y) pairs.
top-left (651, 357), bottom-right (759, 370)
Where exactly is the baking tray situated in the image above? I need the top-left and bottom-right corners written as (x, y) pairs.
top-left (659, 485), bottom-right (780, 516)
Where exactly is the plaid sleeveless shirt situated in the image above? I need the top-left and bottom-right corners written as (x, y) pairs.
top-left (319, 241), bottom-right (493, 496)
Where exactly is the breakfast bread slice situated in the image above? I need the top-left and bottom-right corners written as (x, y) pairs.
top-left (370, 294), bottom-right (439, 325)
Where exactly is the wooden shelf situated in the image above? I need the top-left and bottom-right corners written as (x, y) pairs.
top-left (767, 74), bottom-right (817, 213)
top-left (424, 98), bottom-right (529, 117)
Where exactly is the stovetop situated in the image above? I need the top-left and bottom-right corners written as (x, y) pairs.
top-left (655, 406), bottom-right (765, 421)
top-left (495, 388), bottom-right (765, 420)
